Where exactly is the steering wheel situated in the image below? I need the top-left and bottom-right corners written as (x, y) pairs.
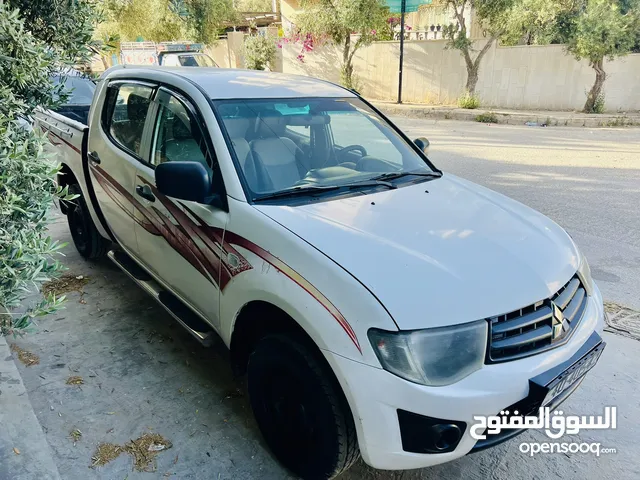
top-left (338, 144), bottom-right (367, 162)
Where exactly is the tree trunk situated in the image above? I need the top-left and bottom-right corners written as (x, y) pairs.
top-left (465, 35), bottom-right (498, 95)
top-left (584, 58), bottom-right (607, 113)
top-left (466, 63), bottom-right (480, 94)
top-left (341, 34), bottom-right (354, 89)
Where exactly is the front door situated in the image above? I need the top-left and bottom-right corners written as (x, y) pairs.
top-left (88, 81), bottom-right (155, 253)
top-left (132, 88), bottom-right (227, 329)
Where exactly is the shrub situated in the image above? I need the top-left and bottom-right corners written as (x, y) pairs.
top-left (0, 3), bottom-right (83, 334)
top-left (591, 92), bottom-right (606, 114)
top-left (244, 35), bottom-right (277, 71)
top-left (458, 91), bottom-right (481, 109)
top-left (475, 112), bottom-right (499, 123)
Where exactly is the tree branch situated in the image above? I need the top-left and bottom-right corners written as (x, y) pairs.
top-left (472, 32), bottom-right (499, 68)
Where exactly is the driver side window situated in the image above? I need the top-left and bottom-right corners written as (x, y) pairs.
top-left (151, 94), bottom-right (210, 171)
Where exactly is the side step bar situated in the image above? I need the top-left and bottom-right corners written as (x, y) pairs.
top-left (107, 250), bottom-right (215, 346)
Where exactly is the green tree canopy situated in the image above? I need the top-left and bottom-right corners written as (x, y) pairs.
top-left (99, 0), bottom-right (190, 42)
top-left (497, 0), bottom-right (639, 112)
top-left (6, 0), bottom-right (99, 65)
top-left (99, 0), bottom-right (238, 44)
top-left (235, 0), bottom-right (273, 11)
top-left (567, 0), bottom-right (638, 112)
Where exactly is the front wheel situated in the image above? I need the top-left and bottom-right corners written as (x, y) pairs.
top-left (247, 334), bottom-right (360, 480)
top-left (66, 184), bottom-right (109, 259)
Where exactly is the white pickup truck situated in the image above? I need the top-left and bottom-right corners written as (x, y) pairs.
top-left (36, 66), bottom-right (606, 479)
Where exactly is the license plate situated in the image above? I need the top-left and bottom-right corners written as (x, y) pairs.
top-left (542, 344), bottom-right (604, 407)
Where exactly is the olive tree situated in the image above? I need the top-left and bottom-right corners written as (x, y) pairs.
top-left (235, 0), bottom-right (273, 11)
top-left (99, 0), bottom-right (190, 42)
top-left (565, 0), bottom-right (638, 113)
top-left (496, 0), bottom-right (639, 113)
top-left (295, 0), bottom-right (389, 89)
top-left (0, 1), bottom-right (95, 334)
top-left (101, 0), bottom-right (237, 44)
top-left (440, 0), bottom-right (516, 96)
top-left (6, 0), bottom-right (99, 64)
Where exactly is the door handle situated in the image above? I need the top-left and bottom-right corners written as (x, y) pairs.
top-left (135, 185), bottom-right (155, 202)
top-left (88, 151), bottom-right (101, 164)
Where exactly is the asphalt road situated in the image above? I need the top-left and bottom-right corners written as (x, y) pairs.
top-left (392, 118), bottom-right (640, 311)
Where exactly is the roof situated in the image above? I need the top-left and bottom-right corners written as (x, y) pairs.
top-left (104, 66), bottom-right (355, 100)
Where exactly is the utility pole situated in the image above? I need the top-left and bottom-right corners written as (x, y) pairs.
top-left (397, 0), bottom-right (406, 104)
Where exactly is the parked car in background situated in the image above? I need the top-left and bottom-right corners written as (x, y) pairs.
top-left (35, 66), bottom-right (606, 480)
top-left (120, 41), bottom-right (218, 67)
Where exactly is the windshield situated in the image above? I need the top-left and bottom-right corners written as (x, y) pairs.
top-left (52, 75), bottom-right (95, 105)
top-left (215, 97), bottom-right (436, 200)
top-left (179, 54), bottom-right (217, 67)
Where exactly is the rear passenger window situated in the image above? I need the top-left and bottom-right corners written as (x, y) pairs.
top-left (104, 84), bottom-right (153, 156)
top-left (151, 94), bottom-right (210, 170)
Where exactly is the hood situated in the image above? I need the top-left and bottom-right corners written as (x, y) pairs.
top-left (255, 174), bottom-right (580, 330)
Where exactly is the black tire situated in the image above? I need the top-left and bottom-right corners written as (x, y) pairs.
top-left (247, 334), bottom-right (360, 480)
top-left (66, 184), bottom-right (109, 259)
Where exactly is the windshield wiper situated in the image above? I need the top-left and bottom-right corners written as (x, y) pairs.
top-left (253, 185), bottom-right (340, 201)
top-left (343, 180), bottom-right (397, 190)
top-left (372, 170), bottom-right (442, 182)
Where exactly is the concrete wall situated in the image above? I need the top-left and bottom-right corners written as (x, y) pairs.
top-left (282, 40), bottom-right (640, 112)
top-left (205, 32), bottom-right (248, 68)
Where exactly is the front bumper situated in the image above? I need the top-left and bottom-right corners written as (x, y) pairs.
top-left (323, 284), bottom-right (606, 471)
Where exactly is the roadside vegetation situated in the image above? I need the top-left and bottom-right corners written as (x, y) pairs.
top-left (244, 34), bottom-right (277, 70)
top-left (458, 91), bottom-right (481, 109)
top-left (0, 0), bottom-right (97, 334)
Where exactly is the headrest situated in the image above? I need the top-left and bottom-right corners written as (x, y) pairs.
top-left (256, 110), bottom-right (285, 138)
top-left (127, 93), bottom-right (149, 122)
top-left (224, 117), bottom-right (250, 139)
top-left (171, 111), bottom-right (192, 140)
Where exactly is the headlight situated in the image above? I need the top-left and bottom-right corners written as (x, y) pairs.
top-left (368, 320), bottom-right (488, 387)
top-left (577, 251), bottom-right (594, 295)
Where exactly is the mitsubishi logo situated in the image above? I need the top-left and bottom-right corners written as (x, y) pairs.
top-left (551, 303), bottom-right (567, 341)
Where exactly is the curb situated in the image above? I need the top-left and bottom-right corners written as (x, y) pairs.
top-left (0, 335), bottom-right (61, 480)
top-left (372, 102), bottom-right (640, 128)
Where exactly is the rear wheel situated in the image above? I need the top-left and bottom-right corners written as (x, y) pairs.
top-left (67, 184), bottom-right (109, 259)
top-left (247, 334), bottom-right (359, 480)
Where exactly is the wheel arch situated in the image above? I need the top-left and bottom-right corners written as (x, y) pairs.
top-left (229, 300), bottom-right (319, 375)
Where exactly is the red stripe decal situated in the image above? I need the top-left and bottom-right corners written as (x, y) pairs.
top-left (88, 167), bottom-right (360, 353)
top-left (223, 232), bottom-right (362, 354)
top-left (40, 125), bottom-right (81, 154)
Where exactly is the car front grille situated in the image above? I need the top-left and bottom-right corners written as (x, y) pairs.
top-left (488, 276), bottom-right (588, 363)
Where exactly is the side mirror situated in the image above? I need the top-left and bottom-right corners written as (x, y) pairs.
top-left (155, 161), bottom-right (210, 204)
top-left (414, 137), bottom-right (430, 155)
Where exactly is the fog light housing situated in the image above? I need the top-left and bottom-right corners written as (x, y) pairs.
top-left (397, 409), bottom-right (466, 454)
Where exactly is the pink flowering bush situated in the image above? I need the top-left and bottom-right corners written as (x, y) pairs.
top-left (279, 31), bottom-right (326, 63)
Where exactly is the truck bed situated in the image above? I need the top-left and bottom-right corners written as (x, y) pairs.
top-left (34, 109), bottom-right (109, 239)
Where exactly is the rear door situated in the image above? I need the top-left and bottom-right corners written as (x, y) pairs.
top-left (87, 81), bottom-right (156, 253)
top-left (131, 87), bottom-right (228, 329)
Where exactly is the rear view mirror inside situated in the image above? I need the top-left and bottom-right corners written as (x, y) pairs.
top-left (287, 114), bottom-right (330, 126)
